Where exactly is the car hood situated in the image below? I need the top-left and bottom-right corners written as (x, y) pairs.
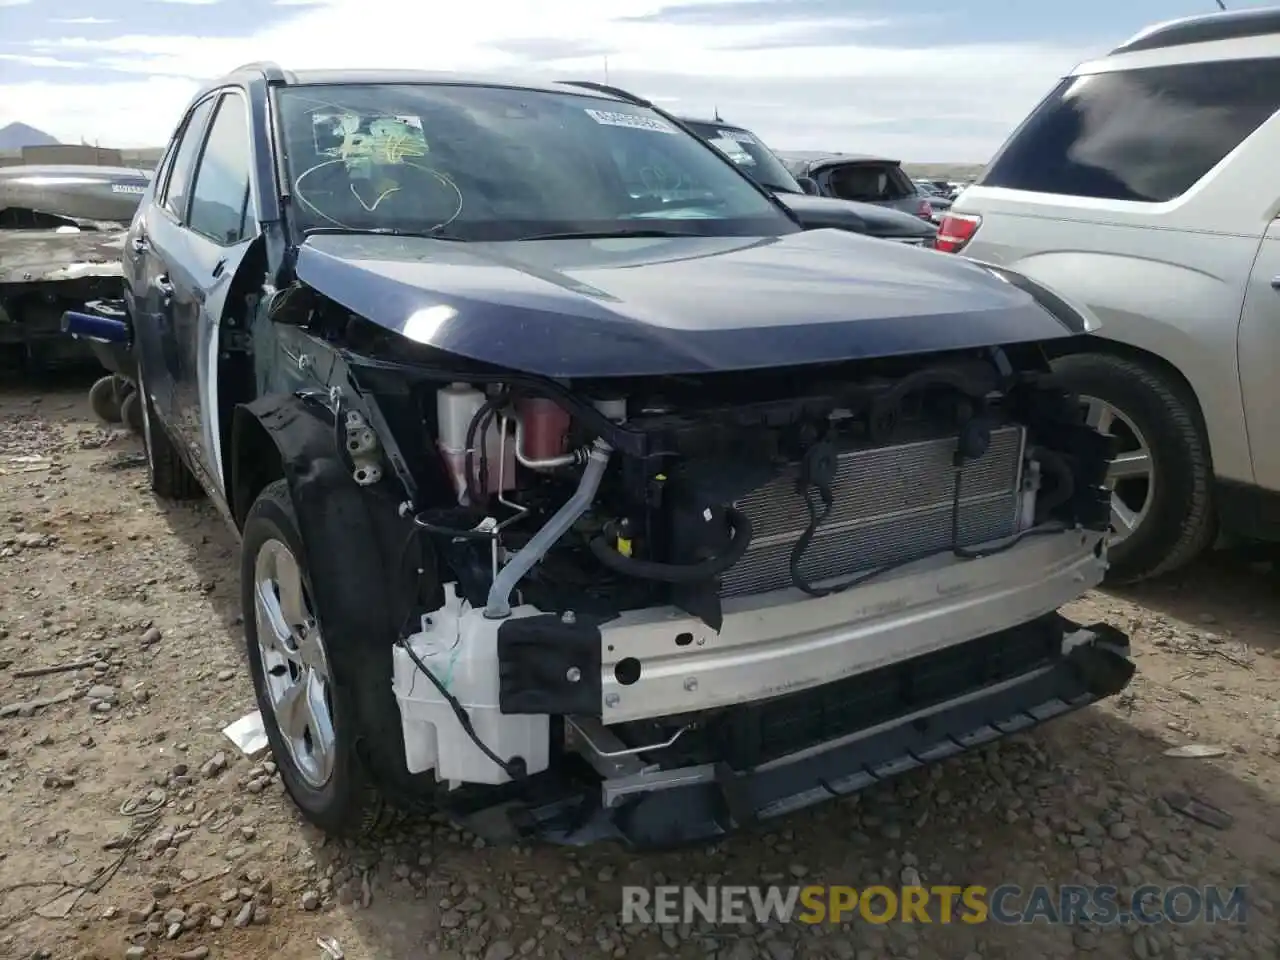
top-left (774, 192), bottom-right (935, 239)
top-left (294, 229), bottom-right (1084, 378)
top-left (0, 226), bottom-right (126, 284)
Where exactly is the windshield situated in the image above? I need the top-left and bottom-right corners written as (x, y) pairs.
top-left (683, 120), bottom-right (805, 193)
top-left (275, 84), bottom-right (795, 241)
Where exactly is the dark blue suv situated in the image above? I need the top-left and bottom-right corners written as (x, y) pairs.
top-left (102, 63), bottom-right (1129, 848)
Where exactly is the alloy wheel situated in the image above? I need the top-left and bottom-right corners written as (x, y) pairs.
top-left (1080, 395), bottom-right (1156, 547)
top-left (253, 538), bottom-right (337, 788)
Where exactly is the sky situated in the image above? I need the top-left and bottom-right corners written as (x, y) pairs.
top-left (0, 0), bottom-right (1268, 162)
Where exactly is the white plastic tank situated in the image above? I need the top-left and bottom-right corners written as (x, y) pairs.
top-left (391, 585), bottom-right (549, 785)
top-left (436, 383), bottom-right (515, 503)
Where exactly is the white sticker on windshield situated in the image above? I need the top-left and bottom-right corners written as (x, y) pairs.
top-left (708, 137), bottom-right (754, 165)
top-left (717, 128), bottom-right (756, 144)
top-left (584, 109), bottom-right (677, 134)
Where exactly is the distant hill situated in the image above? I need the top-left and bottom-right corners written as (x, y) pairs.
top-left (0, 122), bottom-right (59, 150)
top-left (904, 163), bottom-right (986, 182)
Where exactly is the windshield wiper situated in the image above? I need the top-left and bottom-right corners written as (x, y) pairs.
top-left (301, 226), bottom-right (468, 241)
top-left (516, 228), bottom-right (697, 241)
top-left (758, 181), bottom-right (799, 194)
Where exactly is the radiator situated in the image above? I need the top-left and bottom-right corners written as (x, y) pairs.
top-left (720, 426), bottom-right (1026, 598)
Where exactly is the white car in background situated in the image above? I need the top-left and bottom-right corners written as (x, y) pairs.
top-left (939, 6), bottom-right (1280, 583)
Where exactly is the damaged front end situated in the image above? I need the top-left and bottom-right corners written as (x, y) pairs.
top-left (263, 277), bottom-right (1132, 848)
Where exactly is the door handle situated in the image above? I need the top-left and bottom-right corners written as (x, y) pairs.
top-left (131, 235), bottom-right (149, 254)
top-left (155, 275), bottom-right (173, 305)
top-left (1271, 276), bottom-right (1280, 289)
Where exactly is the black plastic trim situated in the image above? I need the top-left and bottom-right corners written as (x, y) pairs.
top-left (1214, 478), bottom-right (1280, 542)
top-left (497, 614), bottom-right (604, 716)
top-left (448, 617), bottom-right (1134, 849)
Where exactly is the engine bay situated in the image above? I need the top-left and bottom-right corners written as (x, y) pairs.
top-left (329, 327), bottom-right (1113, 634)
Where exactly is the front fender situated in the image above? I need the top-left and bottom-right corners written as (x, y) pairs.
top-left (965, 259), bottom-right (1098, 335)
top-left (983, 249), bottom-right (1252, 484)
top-left (233, 391), bottom-right (425, 780)
top-left (233, 392), bottom-right (406, 641)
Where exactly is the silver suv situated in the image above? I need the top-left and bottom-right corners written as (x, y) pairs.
top-left (941, 6), bottom-right (1280, 582)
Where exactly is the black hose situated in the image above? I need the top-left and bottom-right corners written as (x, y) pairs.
top-left (588, 508), bottom-right (754, 583)
top-left (463, 393), bottom-right (507, 503)
top-left (950, 460), bottom-right (1068, 560)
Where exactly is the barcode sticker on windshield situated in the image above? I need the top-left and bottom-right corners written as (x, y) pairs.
top-left (584, 109), bottom-right (677, 134)
top-left (718, 128), bottom-right (756, 144)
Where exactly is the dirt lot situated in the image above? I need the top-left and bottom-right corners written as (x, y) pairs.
top-left (1, 378), bottom-right (1278, 960)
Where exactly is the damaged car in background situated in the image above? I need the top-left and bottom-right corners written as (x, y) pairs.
top-left (676, 114), bottom-right (938, 246)
top-left (1, 163), bottom-right (149, 372)
top-left (69, 64), bottom-right (1134, 848)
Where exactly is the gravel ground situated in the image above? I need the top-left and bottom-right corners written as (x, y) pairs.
top-left (1, 378), bottom-right (1279, 960)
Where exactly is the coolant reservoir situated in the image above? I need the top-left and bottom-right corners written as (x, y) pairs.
top-left (436, 383), bottom-right (515, 503)
top-left (391, 585), bottom-right (549, 785)
top-left (517, 396), bottom-right (571, 460)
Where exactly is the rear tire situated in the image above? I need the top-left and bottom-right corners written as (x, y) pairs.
top-left (1051, 352), bottom-right (1214, 583)
top-left (137, 361), bottom-right (203, 501)
top-left (241, 479), bottom-right (398, 838)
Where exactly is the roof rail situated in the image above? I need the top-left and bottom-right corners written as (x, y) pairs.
top-left (227, 61), bottom-right (287, 83)
top-left (557, 80), bottom-right (650, 107)
top-left (1110, 7), bottom-right (1280, 55)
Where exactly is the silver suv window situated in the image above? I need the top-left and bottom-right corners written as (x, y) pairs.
top-left (979, 58), bottom-right (1280, 203)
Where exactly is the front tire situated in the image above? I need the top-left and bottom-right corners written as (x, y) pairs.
top-left (241, 479), bottom-right (396, 837)
top-left (1051, 352), bottom-right (1214, 583)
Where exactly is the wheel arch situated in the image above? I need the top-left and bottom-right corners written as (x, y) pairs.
top-left (229, 403), bottom-right (285, 530)
top-left (232, 391), bottom-right (430, 792)
top-left (1041, 335), bottom-right (1215, 472)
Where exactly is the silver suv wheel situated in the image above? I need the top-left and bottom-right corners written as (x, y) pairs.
top-left (1081, 395), bottom-right (1156, 547)
top-left (253, 538), bottom-right (337, 789)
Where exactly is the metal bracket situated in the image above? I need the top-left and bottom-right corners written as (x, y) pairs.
top-left (343, 410), bottom-right (383, 486)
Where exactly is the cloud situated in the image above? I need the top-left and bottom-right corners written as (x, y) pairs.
top-left (0, 53), bottom-right (88, 68)
top-left (621, 0), bottom-right (868, 25)
top-left (0, 0), bottom-right (1102, 161)
top-left (487, 38), bottom-right (618, 60)
top-left (52, 17), bottom-right (118, 24)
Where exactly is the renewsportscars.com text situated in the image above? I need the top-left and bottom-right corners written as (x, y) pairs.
top-left (622, 884), bottom-right (1249, 926)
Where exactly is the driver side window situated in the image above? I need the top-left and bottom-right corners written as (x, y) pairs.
top-left (160, 97), bottom-right (217, 223)
top-left (187, 92), bottom-right (256, 245)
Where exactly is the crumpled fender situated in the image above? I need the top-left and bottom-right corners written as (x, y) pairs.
top-left (233, 392), bottom-right (420, 784)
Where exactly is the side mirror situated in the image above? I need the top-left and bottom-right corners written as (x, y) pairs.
top-left (796, 176), bottom-right (820, 196)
